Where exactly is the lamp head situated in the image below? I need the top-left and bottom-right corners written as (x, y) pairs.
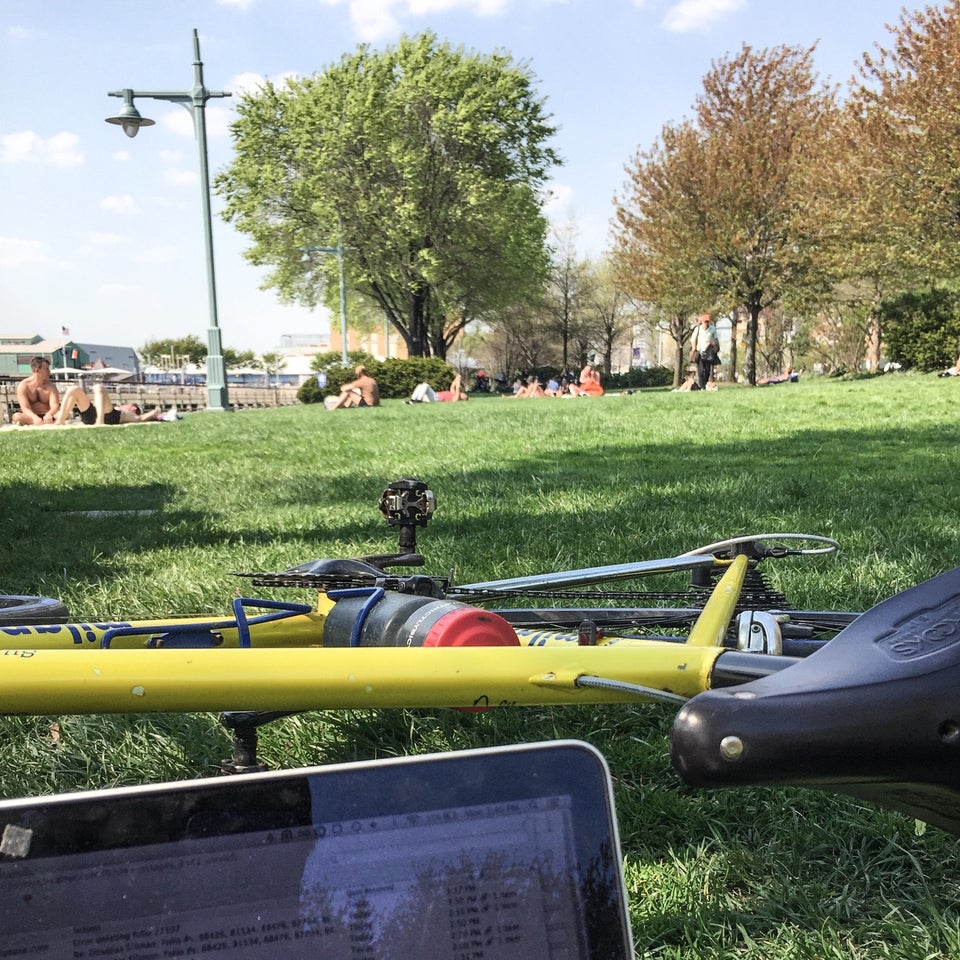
top-left (105, 91), bottom-right (155, 139)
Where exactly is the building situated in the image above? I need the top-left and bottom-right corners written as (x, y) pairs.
top-left (0, 333), bottom-right (139, 378)
top-left (329, 324), bottom-right (407, 361)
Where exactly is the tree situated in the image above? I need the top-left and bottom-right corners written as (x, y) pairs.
top-left (587, 260), bottom-right (635, 375)
top-left (881, 287), bottom-right (960, 371)
top-left (543, 224), bottom-right (593, 370)
top-left (258, 352), bottom-right (286, 386)
top-left (216, 32), bottom-right (559, 359)
top-left (611, 120), bottom-right (719, 385)
top-left (484, 300), bottom-right (559, 376)
top-left (223, 348), bottom-right (256, 370)
top-left (612, 44), bottom-right (838, 384)
top-left (611, 124), bottom-right (708, 386)
top-left (852, 4), bottom-right (960, 281)
top-left (139, 335), bottom-right (206, 368)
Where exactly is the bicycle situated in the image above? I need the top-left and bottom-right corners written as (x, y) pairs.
top-left (1, 478), bottom-right (958, 835)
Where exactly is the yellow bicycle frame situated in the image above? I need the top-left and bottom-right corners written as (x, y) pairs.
top-left (0, 555), bottom-right (748, 714)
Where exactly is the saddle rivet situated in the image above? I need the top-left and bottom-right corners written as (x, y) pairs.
top-left (719, 735), bottom-right (744, 760)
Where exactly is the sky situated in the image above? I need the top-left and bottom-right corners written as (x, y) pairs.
top-left (2, 0), bottom-right (912, 356)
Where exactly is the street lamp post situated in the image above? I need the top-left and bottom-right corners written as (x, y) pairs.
top-left (105, 28), bottom-right (230, 411)
top-left (301, 226), bottom-right (350, 365)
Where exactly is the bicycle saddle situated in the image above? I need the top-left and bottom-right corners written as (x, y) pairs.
top-left (671, 564), bottom-right (960, 835)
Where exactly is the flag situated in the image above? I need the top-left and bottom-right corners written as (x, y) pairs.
top-left (61, 326), bottom-right (70, 336)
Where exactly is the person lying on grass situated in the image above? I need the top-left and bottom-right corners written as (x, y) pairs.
top-left (54, 383), bottom-right (164, 426)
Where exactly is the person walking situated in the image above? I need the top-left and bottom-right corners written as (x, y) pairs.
top-left (690, 313), bottom-right (720, 390)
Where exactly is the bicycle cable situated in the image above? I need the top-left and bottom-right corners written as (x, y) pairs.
top-left (574, 675), bottom-right (688, 704)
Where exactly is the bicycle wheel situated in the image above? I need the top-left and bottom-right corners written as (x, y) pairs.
top-left (0, 595), bottom-right (70, 625)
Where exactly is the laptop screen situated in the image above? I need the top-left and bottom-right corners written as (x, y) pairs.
top-left (0, 741), bottom-right (632, 960)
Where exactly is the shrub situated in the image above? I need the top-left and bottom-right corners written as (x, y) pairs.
top-left (297, 378), bottom-right (324, 404)
top-left (604, 366), bottom-right (673, 390)
top-left (375, 357), bottom-right (454, 398)
top-left (297, 356), bottom-right (458, 403)
top-left (882, 287), bottom-right (960, 371)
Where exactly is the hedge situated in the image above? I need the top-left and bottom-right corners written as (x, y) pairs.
top-left (296, 356), bottom-right (458, 403)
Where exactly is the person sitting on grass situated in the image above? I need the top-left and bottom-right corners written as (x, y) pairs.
top-left (568, 363), bottom-right (604, 396)
top-left (508, 375), bottom-right (546, 398)
top-left (54, 383), bottom-right (164, 426)
top-left (12, 356), bottom-right (60, 426)
top-left (326, 365), bottom-right (381, 408)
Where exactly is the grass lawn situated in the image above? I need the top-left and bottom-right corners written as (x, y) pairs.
top-left (2, 373), bottom-right (960, 957)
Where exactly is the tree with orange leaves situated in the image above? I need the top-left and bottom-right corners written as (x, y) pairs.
top-left (613, 43), bottom-right (837, 384)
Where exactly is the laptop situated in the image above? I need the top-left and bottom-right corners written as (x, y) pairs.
top-left (0, 740), bottom-right (633, 959)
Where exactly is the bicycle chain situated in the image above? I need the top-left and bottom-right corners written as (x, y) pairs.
top-left (232, 571), bottom-right (450, 593)
top-left (233, 569), bottom-right (789, 610)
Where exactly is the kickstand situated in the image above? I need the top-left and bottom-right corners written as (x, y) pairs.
top-left (219, 710), bottom-right (299, 774)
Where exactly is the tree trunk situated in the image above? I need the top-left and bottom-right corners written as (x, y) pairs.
top-left (407, 287), bottom-right (430, 357)
top-left (670, 313), bottom-right (688, 387)
top-left (744, 294), bottom-right (761, 385)
top-left (727, 309), bottom-right (740, 382)
top-left (865, 311), bottom-right (882, 370)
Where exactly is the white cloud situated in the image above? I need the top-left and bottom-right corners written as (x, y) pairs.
top-left (0, 237), bottom-right (45, 270)
top-left (316, 0), bottom-right (507, 42)
top-left (162, 109), bottom-right (196, 139)
top-left (229, 71), bottom-right (301, 97)
top-left (81, 232), bottom-right (128, 247)
top-left (130, 244), bottom-right (181, 265)
top-left (6, 25), bottom-right (30, 41)
top-left (230, 71), bottom-right (268, 96)
top-left (407, 0), bottom-right (506, 14)
top-left (661, 0), bottom-right (746, 32)
top-left (159, 149), bottom-right (184, 163)
top-left (112, 149), bottom-right (132, 162)
top-left (217, 0), bottom-right (256, 8)
top-left (162, 167), bottom-right (199, 186)
top-left (98, 282), bottom-right (144, 299)
top-left (0, 131), bottom-right (83, 167)
top-left (101, 194), bottom-right (140, 216)
top-left (160, 104), bottom-right (232, 138)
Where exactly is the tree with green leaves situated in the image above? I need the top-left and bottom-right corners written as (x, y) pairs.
top-left (216, 32), bottom-right (559, 359)
top-left (223, 348), bottom-right (257, 370)
top-left (139, 335), bottom-right (206, 368)
top-left (881, 287), bottom-right (960, 371)
top-left (258, 352), bottom-right (286, 386)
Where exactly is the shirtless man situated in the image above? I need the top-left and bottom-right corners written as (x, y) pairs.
top-left (329, 365), bottom-right (380, 408)
top-left (12, 357), bottom-right (60, 425)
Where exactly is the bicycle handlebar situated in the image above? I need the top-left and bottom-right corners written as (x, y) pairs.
top-left (670, 564), bottom-right (960, 835)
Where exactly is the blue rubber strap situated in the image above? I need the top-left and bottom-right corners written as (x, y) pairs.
top-left (327, 587), bottom-right (386, 647)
